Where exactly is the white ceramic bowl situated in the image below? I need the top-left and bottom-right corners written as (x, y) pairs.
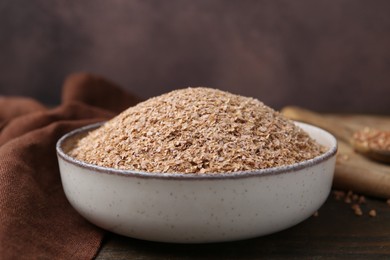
top-left (57, 122), bottom-right (337, 243)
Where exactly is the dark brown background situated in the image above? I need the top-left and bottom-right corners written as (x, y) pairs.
top-left (1, 0), bottom-right (389, 113)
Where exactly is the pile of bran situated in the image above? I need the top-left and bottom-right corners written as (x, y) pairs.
top-left (69, 87), bottom-right (325, 173)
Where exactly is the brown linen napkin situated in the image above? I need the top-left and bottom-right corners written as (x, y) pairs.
top-left (0, 73), bottom-right (140, 259)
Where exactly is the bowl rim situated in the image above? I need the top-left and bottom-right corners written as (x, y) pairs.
top-left (56, 122), bottom-right (337, 180)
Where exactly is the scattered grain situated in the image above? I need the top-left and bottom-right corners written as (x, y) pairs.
top-left (332, 190), bottom-right (346, 200)
top-left (343, 190), bottom-right (356, 204)
top-left (351, 204), bottom-right (363, 216)
top-left (332, 190), bottom-right (387, 218)
top-left (69, 87), bottom-right (325, 174)
top-left (358, 196), bottom-right (366, 204)
top-left (353, 127), bottom-right (390, 151)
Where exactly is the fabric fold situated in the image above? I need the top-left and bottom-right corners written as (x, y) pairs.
top-left (0, 73), bottom-right (141, 259)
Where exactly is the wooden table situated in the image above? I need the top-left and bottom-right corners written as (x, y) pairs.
top-left (96, 192), bottom-right (390, 259)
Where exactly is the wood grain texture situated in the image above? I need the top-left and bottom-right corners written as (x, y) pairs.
top-left (281, 107), bottom-right (390, 198)
top-left (335, 140), bottom-right (390, 198)
top-left (96, 195), bottom-right (390, 259)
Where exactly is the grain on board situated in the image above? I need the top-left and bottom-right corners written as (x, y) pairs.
top-left (353, 128), bottom-right (390, 151)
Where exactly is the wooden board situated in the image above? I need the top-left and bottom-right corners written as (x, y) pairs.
top-left (281, 107), bottom-right (390, 198)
